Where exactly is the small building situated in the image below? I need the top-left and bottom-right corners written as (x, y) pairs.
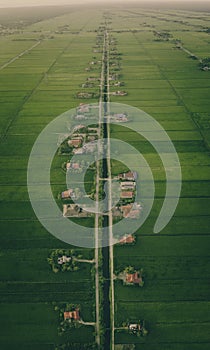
top-left (87, 77), bottom-right (99, 82)
top-left (73, 148), bottom-right (84, 155)
top-left (120, 203), bottom-right (142, 219)
top-left (74, 114), bottom-right (86, 120)
top-left (66, 162), bottom-right (71, 170)
top-left (77, 92), bottom-right (93, 99)
top-left (120, 181), bottom-right (136, 190)
top-left (88, 127), bottom-right (99, 133)
top-left (63, 204), bottom-right (90, 218)
top-left (61, 189), bottom-right (75, 199)
top-left (73, 124), bottom-right (86, 132)
top-left (82, 83), bottom-right (94, 88)
top-left (202, 66), bottom-right (210, 71)
top-left (77, 103), bottom-right (90, 113)
top-left (129, 323), bottom-right (141, 331)
top-left (58, 255), bottom-right (71, 265)
top-left (68, 139), bottom-right (82, 148)
top-left (118, 171), bottom-right (138, 181)
top-left (126, 271), bottom-right (142, 285)
top-left (87, 135), bottom-right (97, 142)
top-left (66, 162), bottom-right (81, 171)
top-left (112, 90), bottom-right (127, 96)
top-left (114, 81), bottom-right (124, 87)
top-left (120, 191), bottom-right (134, 199)
top-left (111, 113), bottom-right (128, 123)
top-left (83, 142), bottom-right (96, 153)
top-left (64, 308), bottom-right (80, 321)
top-left (119, 234), bottom-right (135, 245)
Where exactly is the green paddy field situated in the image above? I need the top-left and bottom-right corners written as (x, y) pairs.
top-left (0, 3), bottom-right (210, 350)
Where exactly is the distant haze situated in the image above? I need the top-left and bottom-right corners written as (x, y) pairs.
top-left (0, 0), bottom-right (209, 9)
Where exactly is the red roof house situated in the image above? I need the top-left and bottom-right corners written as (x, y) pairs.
top-left (126, 271), bottom-right (142, 285)
top-left (118, 171), bottom-right (137, 181)
top-left (68, 139), bottom-right (82, 148)
top-left (119, 234), bottom-right (135, 244)
top-left (64, 308), bottom-right (80, 321)
top-left (120, 191), bottom-right (134, 199)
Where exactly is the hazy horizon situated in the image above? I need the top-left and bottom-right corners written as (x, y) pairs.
top-left (0, 0), bottom-right (209, 9)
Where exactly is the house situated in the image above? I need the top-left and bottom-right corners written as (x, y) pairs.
top-left (73, 124), bottom-right (85, 132)
top-left (202, 66), bottom-right (210, 71)
top-left (88, 127), bottom-right (99, 133)
top-left (74, 114), bottom-right (86, 120)
top-left (66, 162), bottom-right (81, 171)
top-left (77, 103), bottom-right (90, 113)
top-left (109, 74), bottom-right (119, 81)
top-left (129, 323), bottom-right (141, 331)
top-left (114, 81), bottom-right (124, 87)
top-left (64, 308), bottom-right (80, 321)
top-left (120, 191), bottom-right (134, 199)
top-left (119, 234), bottom-right (135, 245)
top-left (111, 113), bottom-right (128, 123)
top-left (126, 271), bottom-right (142, 285)
top-left (120, 203), bottom-right (142, 219)
top-left (73, 148), bottom-right (84, 155)
top-left (83, 142), bottom-right (96, 153)
top-left (61, 189), bottom-right (75, 199)
top-left (112, 90), bottom-right (127, 96)
top-left (82, 83), bottom-right (94, 88)
top-left (63, 204), bottom-right (81, 217)
top-left (120, 181), bottom-right (136, 190)
top-left (63, 204), bottom-right (90, 218)
top-left (77, 92), bottom-right (93, 99)
top-left (87, 77), bottom-right (98, 82)
top-left (118, 171), bottom-right (138, 181)
top-left (66, 162), bottom-right (71, 170)
top-left (87, 135), bottom-right (97, 142)
top-left (58, 255), bottom-right (71, 265)
top-left (68, 139), bottom-right (82, 148)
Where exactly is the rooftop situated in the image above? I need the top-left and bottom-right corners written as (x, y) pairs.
top-left (64, 308), bottom-right (80, 321)
top-left (119, 234), bottom-right (135, 244)
top-left (126, 271), bottom-right (142, 285)
top-left (120, 191), bottom-right (134, 199)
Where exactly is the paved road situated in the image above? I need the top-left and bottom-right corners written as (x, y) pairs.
top-left (94, 31), bottom-right (107, 347)
top-left (105, 30), bottom-right (115, 350)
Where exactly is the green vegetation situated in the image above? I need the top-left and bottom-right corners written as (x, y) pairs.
top-left (0, 2), bottom-right (210, 350)
top-left (48, 249), bottom-right (81, 273)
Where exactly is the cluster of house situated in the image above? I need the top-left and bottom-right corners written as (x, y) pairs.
top-left (113, 171), bottom-right (142, 219)
top-left (65, 122), bottom-right (99, 156)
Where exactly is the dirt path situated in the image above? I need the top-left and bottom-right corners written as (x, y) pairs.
top-left (0, 40), bottom-right (41, 71)
top-left (74, 258), bottom-right (95, 264)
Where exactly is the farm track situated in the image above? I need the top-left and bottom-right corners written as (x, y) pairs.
top-left (0, 40), bottom-right (41, 71)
